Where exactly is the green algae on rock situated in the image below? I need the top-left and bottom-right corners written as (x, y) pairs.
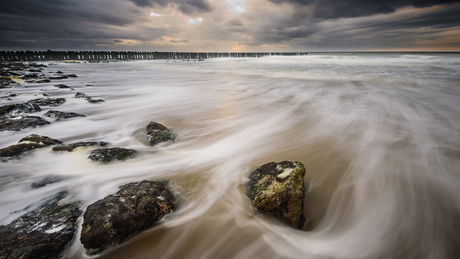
top-left (80, 180), bottom-right (176, 255)
top-left (248, 161), bottom-right (307, 229)
top-left (146, 121), bottom-right (174, 146)
top-left (88, 148), bottom-right (137, 163)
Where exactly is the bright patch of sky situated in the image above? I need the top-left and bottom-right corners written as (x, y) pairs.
top-left (150, 12), bottom-right (161, 17)
top-left (225, 0), bottom-right (247, 14)
top-left (187, 18), bottom-right (203, 24)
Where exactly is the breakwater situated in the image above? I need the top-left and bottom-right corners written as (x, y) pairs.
top-left (0, 51), bottom-right (307, 62)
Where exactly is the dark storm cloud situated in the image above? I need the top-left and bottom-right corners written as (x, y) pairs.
top-left (269, 0), bottom-right (460, 18)
top-left (128, 0), bottom-right (213, 15)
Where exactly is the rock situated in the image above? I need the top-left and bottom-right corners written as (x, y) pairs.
top-left (34, 78), bottom-right (51, 83)
top-left (53, 84), bottom-right (74, 90)
top-left (2, 92), bottom-right (17, 98)
top-left (0, 77), bottom-right (16, 88)
top-left (88, 148), bottom-right (137, 163)
top-left (52, 141), bottom-right (108, 152)
top-left (55, 71), bottom-right (63, 74)
top-left (0, 103), bottom-right (41, 117)
top-left (0, 191), bottom-right (81, 259)
top-left (247, 161), bottom-right (306, 229)
top-left (87, 99), bottom-right (105, 103)
top-left (0, 134), bottom-right (62, 158)
top-left (28, 98), bottom-right (66, 107)
top-left (44, 110), bottom-right (85, 120)
top-left (74, 92), bottom-right (104, 103)
top-left (65, 74), bottom-right (78, 78)
top-left (74, 92), bottom-right (90, 99)
top-left (49, 76), bottom-right (68, 80)
top-left (146, 122), bottom-right (174, 146)
top-left (31, 176), bottom-right (66, 189)
top-left (0, 116), bottom-right (50, 132)
top-left (80, 181), bottom-right (176, 254)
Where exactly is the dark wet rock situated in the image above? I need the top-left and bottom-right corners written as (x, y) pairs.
top-left (31, 176), bottom-right (66, 189)
top-left (74, 92), bottom-right (104, 103)
top-left (0, 191), bottom-right (81, 259)
top-left (75, 92), bottom-right (90, 99)
top-left (28, 98), bottom-right (66, 107)
top-left (0, 77), bottom-right (21, 88)
top-left (0, 116), bottom-right (50, 132)
top-left (65, 74), bottom-right (78, 78)
top-left (247, 161), bottom-right (307, 229)
top-left (34, 78), bottom-right (51, 83)
top-left (146, 122), bottom-right (174, 146)
top-left (80, 180), bottom-right (176, 254)
top-left (21, 73), bottom-right (40, 79)
top-left (0, 103), bottom-right (41, 117)
top-left (56, 71), bottom-right (63, 74)
top-left (2, 92), bottom-right (17, 98)
top-left (54, 84), bottom-right (74, 90)
top-left (52, 141), bottom-right (108, 152)
top-left (49, 76), bottom-right (68, 80)
top-left (29, 63), bottom-right (47, 68)
top-left (28, 68), bottom-right (42, 73)
top-left (44, 110), bottom-right (85, 120)
top-left (0, 134), bottom-right (62, 158)
top-left (88, 148), bottom-right (137, 163)
top-left (87, 99), bottom-right (105, 103)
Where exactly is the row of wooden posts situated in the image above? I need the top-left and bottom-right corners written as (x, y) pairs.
top-left (0, 51), bottom-right (308, 62)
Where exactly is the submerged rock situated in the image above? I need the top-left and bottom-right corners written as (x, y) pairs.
top-left (146, 121), bottom-right (174, 146)
top-left (80, 180), bottom-right (176, 254)
top-left (31, 176), bottom-right (66, 189)
top-left (74, 92), bottom-right (90, 99)
top-left (0, 116), bottom-right (50, 131)
top-left (0, 103), bottom-right (41, 117)
top-left (28, 98), bottom-right (66, 107)
top-left (87, 99), bottom-right (105, 103)
top-left (74, 92), bottom-right (104, 103)
top-left (52, 141), bottom-right (108, 152)
top-left (0, 191), bottom-right (81, 259)
top-left (247, 161), bottom-right (307, 229)
top-left (53, 84), bottom-right (74, 90)
top-left (0, 134), bottom-right (62, 158)
top-left (88, 148), bottom-right (137, 163)
top-left (44, 110), bottom-right (85, 120)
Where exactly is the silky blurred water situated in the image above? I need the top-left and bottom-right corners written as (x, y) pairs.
top-left (1, 53), bottom-right (460, 259)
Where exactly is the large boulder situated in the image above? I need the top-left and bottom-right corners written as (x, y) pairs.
top-left (88, 148), bottom-right (137, 163)
top-left (0, 134), bottom-right (62, 158)
top-left (146, 122), bottom-right (174, 146)
top-left (0, 103), bottom-right (41, 117)
top-left (247, 161), bottom-right (307, 229)
top-left (80, 181), bottom-right (176, 254)
top-left (0, 116), bottom-right (50, 131)
top-left (44, 110), bottom-right (85, 120)
top-left (0, 191), bottom-right (82, 259)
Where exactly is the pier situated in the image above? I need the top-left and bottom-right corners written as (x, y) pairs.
top-left (0, 51), bottom-right (308, 62)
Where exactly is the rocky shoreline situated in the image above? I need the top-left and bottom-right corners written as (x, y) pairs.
top-left (0, 61), bottom-right (311, 258)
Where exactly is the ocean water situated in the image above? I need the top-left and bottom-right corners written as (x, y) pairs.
top-left (1, 53), bottom-right (460, 259)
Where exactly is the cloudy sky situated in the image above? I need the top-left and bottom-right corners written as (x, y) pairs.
top-left (0, 0), bottom-right (459, 51)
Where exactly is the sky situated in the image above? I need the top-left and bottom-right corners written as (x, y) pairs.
top-left (0, 0), bottom-right (459, 52)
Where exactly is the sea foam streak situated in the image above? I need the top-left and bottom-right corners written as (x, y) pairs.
top-left (1, 53), bottom-right (459, 258)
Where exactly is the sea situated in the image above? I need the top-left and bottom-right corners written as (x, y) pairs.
top-left (1, 53), bottom-right (460, 259)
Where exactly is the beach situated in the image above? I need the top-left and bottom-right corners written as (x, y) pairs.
top-left (1, 53), bottom-right (460, 258)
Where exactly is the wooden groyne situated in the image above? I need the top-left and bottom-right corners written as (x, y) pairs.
top-left (0, 51), bottom-right (308, 62)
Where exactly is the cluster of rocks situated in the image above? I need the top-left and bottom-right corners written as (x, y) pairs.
top-left (75, 92), bottom-right (105, 103)
top-left (1, 63), bottom-right (46, 88)
top-left (0, 121), bottom-right (178, 257)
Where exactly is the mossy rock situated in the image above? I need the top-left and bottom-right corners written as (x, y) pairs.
top-left (248, 161), bottom-right (306, 229)
top-left (88, 148), bottom-right (137, 163)
top-left (146, 121), bottom-right (174, 146)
